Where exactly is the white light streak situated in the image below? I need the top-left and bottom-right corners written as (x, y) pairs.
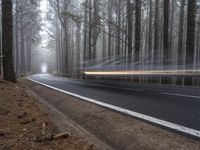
top-left (84, 70), bottom-right (200, 76)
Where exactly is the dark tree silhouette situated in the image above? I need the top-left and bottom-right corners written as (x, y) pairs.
top-left (127, 0), bottom-right (133, 62)
top-left (163, 0), bottom-right (170, 66)
top-left (2, 0), bottom-right (16, 82)
top-left (186, 0), bottom-right (196, 68)
top-left (178, 0), bottom-right (185, 68)
top-left (135, 0), bottom-right (141, 67)
top-left (153, 0), bottom-right (159, 66)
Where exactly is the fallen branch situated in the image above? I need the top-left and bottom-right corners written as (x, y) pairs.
top-left (54, 132), bottom-right (71, 140)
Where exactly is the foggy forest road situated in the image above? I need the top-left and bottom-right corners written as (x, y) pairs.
top-left (29, 74), bottom-right (200, 138)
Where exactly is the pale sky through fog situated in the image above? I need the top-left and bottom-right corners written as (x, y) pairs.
top-left (40, 0), bottom-right (48, 19)
top-left (40, 0), bottom-right (48, 48)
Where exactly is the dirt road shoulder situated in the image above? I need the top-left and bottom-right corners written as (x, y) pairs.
top-left (0, 79), bottom-right (101, 150)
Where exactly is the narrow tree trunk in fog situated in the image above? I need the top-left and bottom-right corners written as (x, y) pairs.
top-left (116, 0), bottom-right (121, 56)
top-left (185, 0), bottom-right (196, 85)
top-left (88, 0), bottom-right (92, 60)
top-left (153, 0), bottom-right (159, 66)
top-left (2, 0), bottom-right (16, 82)
top-left (15, 9), bottom-right (19, 75)
top-left (108, 0), bottom-right (112, 57)
top-left (92, 0), bottom-right (99, 60)
top-left (84, 0), bottom-right (88, 64)
top-left (163, 0), bottom-right (170, 66)
top-left (20, 18), bottom-right (25, 74)
top-left (127, 0), bottom-right (133, 62)
top-left (177, 0), bottom-right (185, 68)
top-left (186, 0), bottom-right (196, 68)
top-left (170, 0), bottom-right (175, 52)
top-left (170, 0), bottom-right (175, 65)
top-left (26, 39), bottom-right (31, 73)
top-left (135, 0), bottom-right (141, 67)
top-left (0, 13), bottom-right (2, 76)
top-left (196, 16), bottom-right (200, 69)
top-left (76, 25), bottom-right (81, 74)
top-left (63, 24), bottom-right (69, 74)
top-left (56, 17), bottom-right (60, 73)
top-left (148, 0), bottom-right (152, 64)
top-left (102, 11), bottom-right (106, 58)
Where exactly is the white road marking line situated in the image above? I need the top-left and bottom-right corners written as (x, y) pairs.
top-left (28, 76), bottom-right (200, 138)
top-left (162, 92), bottom-right (200, 99)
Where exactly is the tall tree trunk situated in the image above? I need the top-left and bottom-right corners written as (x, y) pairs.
top-left (26, 39), bottom-right (31, 73)
top-left (186, 0), bottom-right (196, 68)
top-left (185, 0), bottom-right (196, 85)
top-left (63, 0), bottom-right (69, 74)
top-left (177, 0), bottom-right (185, 68)
top-left (20, 18), bottom-right (25, 74)
top-left (76, 25), bottom-right (81, 74)
top-left (153, 0), bottom-right (159, 67)
top-left (56, 17), bottom-right (60, 74)
top-left (88, 0), bottom-right (92, 60)
top-left (163, 0), bottom-right (170, 66)
top-left (92, 0), bottom-right (99, 61)
top-left (63, 24), bottom-right (69, 74)
top-left (0, 12), bottom-right (2, 76)
top-left (148, 0), bottom-right (152, 66)
top-left (196, 16), bottom-right (200, 69)
top-left (170, 0), bottom-right (175, 65)
top-left (127, 0), bottom-right (133, 62)
top-left (135, 0), bottom-right (141, 68)
top-left (15, 8), bottom-right (19, 75)
top-left (116, 0), bottom-right (121, 56)
top-left (84, 0), bottom-right (88, 65)
top-left (170, 0), bottom-right (175, 50)
top-left (2, 0), bottom-right (16, 82)
top-left (102, 11), bottom-right (106, 59)
top-left (177, 0), bottom-right (186, 85)
top-left (108, 0), bottom-right (112, 57)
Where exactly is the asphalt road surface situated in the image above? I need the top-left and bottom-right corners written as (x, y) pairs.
top-left (29, 74), bottom-right (200, 137)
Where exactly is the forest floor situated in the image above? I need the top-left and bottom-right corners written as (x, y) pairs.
top-left (0, 79), bottom-right (95, 150)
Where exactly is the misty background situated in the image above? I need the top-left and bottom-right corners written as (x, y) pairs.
top-left (1, 0), bottom-right (200, 85)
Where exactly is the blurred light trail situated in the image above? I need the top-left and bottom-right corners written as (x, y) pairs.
top-left (84, 70), bottom-right (200, 76)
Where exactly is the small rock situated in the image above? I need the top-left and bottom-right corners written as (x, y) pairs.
top-left (20, 119), bottom-right (31, 125)
top-left (25, 137), bottom-right (30, 141)
top-left (0, 110), bottom-right (10, 116)
top-left (34, 133), bottom-right (54, 143)
top-left (19, 134), bottom-right (24, 138)
top-left (19, 117), bottom-right (36, 125)
top-left (17, 112), bottom-right (27, 119)
top-left (18, 102), bottom-right (23, 107)
top-left (32, 117), bottom-right (36, 122)
top-left (0, 132), bottom-right (6, 137)
top-left (1, 144), bottom-right (12, 150)
top-left (89, 144), bottom-right (94, 150)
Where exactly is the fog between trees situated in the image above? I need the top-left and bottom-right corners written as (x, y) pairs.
top-left (1, 0), bottom-right (200, 86)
